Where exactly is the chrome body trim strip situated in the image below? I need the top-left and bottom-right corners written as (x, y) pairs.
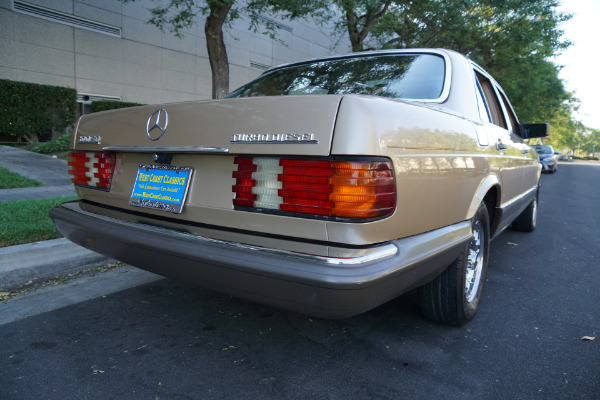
top-left (57, 201), bottom-right (398, 265)
top-left (500, 185), bottom-right (537, 210)
top-left (53, 202), bottom-right (475, 268)
top-left (102, 146), bottom-right (230, 154)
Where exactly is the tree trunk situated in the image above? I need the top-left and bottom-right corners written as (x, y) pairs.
top-left (344, 7), bottom-right (364, 52)
top-left (205, 3), bottom-right (233, 99)
top-left (342, 0), bottom-right (392, 52)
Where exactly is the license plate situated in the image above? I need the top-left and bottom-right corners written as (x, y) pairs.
top-left (129, 164), bottom-right (193, 213)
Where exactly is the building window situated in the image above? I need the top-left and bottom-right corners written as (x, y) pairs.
top-left (13, 1), bottom-right (122, 38)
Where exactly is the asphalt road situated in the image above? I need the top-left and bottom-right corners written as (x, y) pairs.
top-left (1, 161), bottom-right (598, 400)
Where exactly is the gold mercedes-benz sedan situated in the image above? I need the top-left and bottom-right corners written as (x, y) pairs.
top-left (51, 49), bottom-right (548, 325)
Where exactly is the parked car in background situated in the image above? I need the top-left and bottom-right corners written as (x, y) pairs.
top-left (51, 49), bottom-right (548, 325)
top-left (532, 144), bottom-right (558, 173)
top-left (558, 153), bottom-right (569, 161)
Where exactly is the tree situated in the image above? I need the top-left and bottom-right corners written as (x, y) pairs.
top-left (582, 129), bottom-right (600, 158)
top-left (334, 0), bottom-right (393, 51)
top-left (492, 55), bottom-right (570, 124)
top-left (205, 1), bottom-right (233, 99)
top-left (317, 0), bottom-right (573, 127)
top-left (126, 0), bottom-right (574, 131)
top-left (546, 102), bottom-right (582, 153)
top-left (122, 0), bottom-right (323, 99)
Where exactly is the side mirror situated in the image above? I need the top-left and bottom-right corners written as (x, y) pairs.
top-left (519, 123), bottom-right (549, 139)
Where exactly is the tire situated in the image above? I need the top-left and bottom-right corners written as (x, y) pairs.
top-left (512, 185), bottom-right (539, 232)
top-left (418, 203), bottom-right (490, 325)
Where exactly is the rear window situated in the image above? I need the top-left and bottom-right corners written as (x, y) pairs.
top-left (228, 54), bottom-right (446, 101)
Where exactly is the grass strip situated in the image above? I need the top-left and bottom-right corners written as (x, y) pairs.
top-left (0, 167), bottom-right (43, 189)
top-left (0, 196), bottom-right (78, 247)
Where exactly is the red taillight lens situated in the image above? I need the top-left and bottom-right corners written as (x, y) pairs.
top-left (68, 152), bottom-right (116, 190)
top-left (232, 157), bottom-right (395, 220)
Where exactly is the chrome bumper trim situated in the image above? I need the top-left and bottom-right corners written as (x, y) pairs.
top-left (57, 202), bottom-right (398, 266)
top-left (222, 238), bottom-right (398, 265)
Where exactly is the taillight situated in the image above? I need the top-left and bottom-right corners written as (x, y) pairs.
top-left (68, 152), bottom-right (116, 190)
top-left (232, 157), bottom-right (395, 220)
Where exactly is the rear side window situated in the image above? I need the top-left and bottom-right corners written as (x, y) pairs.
top-left (228, 54), bottom-right (447, 101)
top-left (498, 90), bottom-right (520, 134)
top-left (475, 79), bottom-right (491, 124)
top-left (475, 71), bottom-right (507, 129)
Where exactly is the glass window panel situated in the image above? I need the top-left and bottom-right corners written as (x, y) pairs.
top-left (228, 54), bottom-right (446, 101)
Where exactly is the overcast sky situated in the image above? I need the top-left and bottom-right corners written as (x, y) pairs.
top-left (554, 0), bottom-right (600, 130)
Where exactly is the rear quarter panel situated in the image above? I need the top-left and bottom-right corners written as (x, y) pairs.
top-left (327, 96), bottom-right (496, 244)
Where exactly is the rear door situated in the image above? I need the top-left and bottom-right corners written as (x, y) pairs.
top-left (474, 69), bottom-right (526, 205)
top-left (495, 89), bottom-right (539, 192)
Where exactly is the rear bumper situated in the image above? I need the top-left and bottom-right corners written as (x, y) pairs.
top-left (50, 201), bottom-right (472, 318)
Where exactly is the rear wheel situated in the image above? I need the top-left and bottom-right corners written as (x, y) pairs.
top-left (512, 185), bottom-right (539, 232)
top-left (418, 203), bottom-right (490, 325)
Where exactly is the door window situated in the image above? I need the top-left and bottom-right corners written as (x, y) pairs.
top-left (475, 71), bottom-right (507, 129)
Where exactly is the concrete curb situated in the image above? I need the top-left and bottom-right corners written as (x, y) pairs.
top-left (0, 147), bottom-right (114, 290)
top-left (0, 238), bottom-right (114, 290)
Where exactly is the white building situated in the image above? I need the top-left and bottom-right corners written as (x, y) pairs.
top-left (0, 0), bottom-right (348, 114)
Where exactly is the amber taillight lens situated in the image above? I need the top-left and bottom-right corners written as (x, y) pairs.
top-left (232, 157), bottom-right (395, 220)
top-left (68, 152), bottom-right (116, 190)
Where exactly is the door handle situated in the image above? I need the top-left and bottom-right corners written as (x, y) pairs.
top-left (522, 148), bottom-right (529, 154)
top-left (496, 140), bottom-right (508, 151)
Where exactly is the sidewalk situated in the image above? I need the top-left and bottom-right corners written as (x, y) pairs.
top-left (0, 145), bottom-right (75, 200)
top-left (1, 146), bottom-right (112, 290)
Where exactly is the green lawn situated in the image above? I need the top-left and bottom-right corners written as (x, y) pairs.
top-left (0, 196), bottom-right (78, 247)
top-left (0, 167), bottom-right (43, 189)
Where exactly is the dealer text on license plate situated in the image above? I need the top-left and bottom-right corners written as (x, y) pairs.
top-left (129, 164), bottom-right (193, 213)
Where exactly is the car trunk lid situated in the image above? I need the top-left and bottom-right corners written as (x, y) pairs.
top-left (74, 96), bottom-right (343, 156)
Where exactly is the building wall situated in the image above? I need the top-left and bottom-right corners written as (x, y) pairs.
top-left (0, 0), bottom-right (349, 105)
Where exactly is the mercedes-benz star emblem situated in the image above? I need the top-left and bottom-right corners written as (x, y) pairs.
top-left (146, 109), bottom-right (168, 141)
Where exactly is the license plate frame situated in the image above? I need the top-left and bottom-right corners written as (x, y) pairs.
top-left (129, 164), bottom-right (193, 214)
